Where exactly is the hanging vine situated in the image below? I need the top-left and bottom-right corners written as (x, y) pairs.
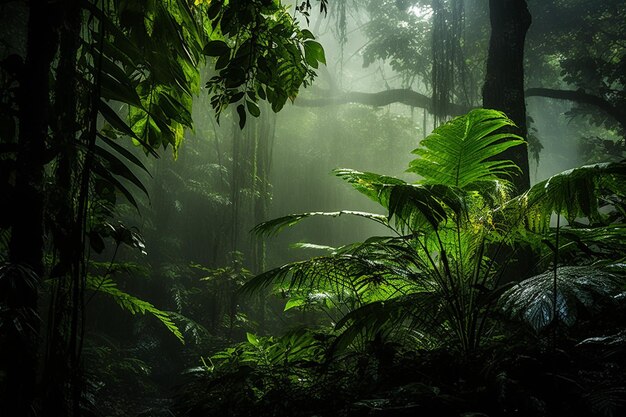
top-left (431, 0), bottom-right (467, 126)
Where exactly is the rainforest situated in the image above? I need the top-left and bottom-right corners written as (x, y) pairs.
top-left (1, 0), bottom-right (625, 416)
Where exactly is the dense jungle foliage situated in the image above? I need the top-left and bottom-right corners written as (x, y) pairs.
top-left (0, 0), bottom-right (625, 416)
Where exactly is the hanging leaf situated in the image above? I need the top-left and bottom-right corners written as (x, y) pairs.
top-left (236, 103), bottom-right (246, 128)
top-left (246, 100), bottom-right (260, 117)
top-left (87, 276), bottom-right (184, 343)
top-left (303, 40), bottom-right (325, 67)
top-left (203, 40), bottom-right (230, 57)
top-left (97, 133), bottom-right (151, 175)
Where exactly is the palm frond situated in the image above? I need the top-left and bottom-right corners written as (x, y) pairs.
top-left (518, 161), bottom-right (626, 230)
top-left (330, 290), bottom-right (447, 354)
top-left (239, 252), bottom-right (417, 300)
top-left (408, 108), bottom-right (525, 189)
top-left (251, 210), bottom-right (388, 237)
top-left (549, 225), bottom-right (626, 262)
top-left (290, 242), bottom-right (338, 253)
top-left (334, 169), bottom-right (467, 232)
top-left (584, 387), bottom-right (626, 417)
top-left (499, 265), bottom-right (625, 332)
top-left (333, 169), bottom-right (407, 204)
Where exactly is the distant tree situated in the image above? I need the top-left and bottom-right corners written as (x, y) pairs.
top-left (296, 0), bottom-right (625, 191)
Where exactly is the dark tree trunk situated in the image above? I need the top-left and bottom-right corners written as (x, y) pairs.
top-left (482, 0), bottom-right (537, 283)
top-left (3, 0), bottom-right (59, 415)
top-left (482, 0), bottom-right (531, 194)
top-left (44, 1), bottom-right (83, 415)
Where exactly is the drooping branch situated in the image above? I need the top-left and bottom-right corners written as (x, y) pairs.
top-left (296, 87), bottom-right (626, 133)
top-left (526, 87), bottom-right (626, 132)
top-left (295, 89), bottom-right (470, 115)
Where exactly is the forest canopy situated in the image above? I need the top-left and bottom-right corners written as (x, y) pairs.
top-left (0, 1), bottom-right (625, 416)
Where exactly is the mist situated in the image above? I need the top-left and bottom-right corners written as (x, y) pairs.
top-left (1, 1), bottom-right (624, 416)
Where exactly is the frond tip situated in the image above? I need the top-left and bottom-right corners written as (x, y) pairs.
top-left (251, 210), bottom-right (388, 237)
top-left (408, 108), bottom-right (525, 189)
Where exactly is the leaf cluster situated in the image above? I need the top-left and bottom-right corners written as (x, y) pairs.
top-left (201, 0), bottom-right (326, 127)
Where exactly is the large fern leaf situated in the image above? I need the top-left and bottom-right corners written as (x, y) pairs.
top-left (408, 108), bottom-right (525, 189)
top-left (333, 169), bottom-right (466, 232)
top-left (518, 161), bottom-right (626, 230)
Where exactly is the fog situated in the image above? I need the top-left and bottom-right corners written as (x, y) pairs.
top-left (3, 1), bottom-right (623, 415)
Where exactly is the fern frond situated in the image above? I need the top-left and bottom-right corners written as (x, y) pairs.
top-left (519, 161), bottom-right (626, 230)
top-left (408, 108), bottom-right (524, 190)
top-left (334, 169), bottom-right (468, 232)
top-left (251, 210), bottom-right (389, 237)
top-left (169, 311), bottom-right (211, 345)
top-left (87, 276), bottom-right (184, 343)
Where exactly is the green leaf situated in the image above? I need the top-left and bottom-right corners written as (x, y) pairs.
top-left (100, 72), bottom-right (143, 108)
top-left (257, 85), bottom-right (266, 100)
top-left (97, 100), bottom-right (159, 157)
top-left (284, 297), bottom-right (306, 311)
top-left (303, 40), bottom-right (326, 67)
top-left (203, 40), bottom-right (230, 57)
top-left (252, 211), bottom-right (388, 237)
top-left (236, 103), bottom-right (246, 129)
top-left (87, 276), bottom-right (184, 343)
top-left (158, 92), bottom-right (193, 127)
top-left (215, 53), bottom-right (230, 70)
top-left (301, 29), bottom-right (315, 40)
top-left (91, 163), bottom-right (140, 211)
top-left (246, 332), bottom-right (260, 347)
top-left (97, 133), bottom-right (151, 175)
top-left (520, 161), bottom-right (626, 227)
top-left (229, 91), bottom-right (245, 103)
top-left (500, 266), bottom-right (625, 332)
top-left (246, 100), bottom-right (260, 117)
top-left (94, 144), bottom-right (149, 198)
top-left (408, 108), bottom-right (524, 190)
top-left (98, 100), bottom-right (137, 138)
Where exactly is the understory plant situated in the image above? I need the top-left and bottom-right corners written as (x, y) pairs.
top-left (175, 109), bottom-right (626, 417)
top-left (240, 108), bottom-right (626, 355)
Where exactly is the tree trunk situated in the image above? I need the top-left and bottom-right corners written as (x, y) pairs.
top-left (3, 0), bottom-right (59, 415)
top-left (482, 0), bottom-right (531, 194)
top-left (44, 1), bottom-right (83, 415)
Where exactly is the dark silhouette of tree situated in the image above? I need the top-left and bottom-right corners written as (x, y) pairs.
top-left (482, 0), bottom-right (532, 193)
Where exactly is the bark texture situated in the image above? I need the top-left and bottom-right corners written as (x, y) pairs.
top-left (482, 0), bottom-right (532, 194)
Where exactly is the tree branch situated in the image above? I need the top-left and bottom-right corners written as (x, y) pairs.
top-left (295, 89), bottom-right (470, 115)
top-left (296, 87), bottom-right (626, 132)
top-left (525, 87), bottom-right (626, 131)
